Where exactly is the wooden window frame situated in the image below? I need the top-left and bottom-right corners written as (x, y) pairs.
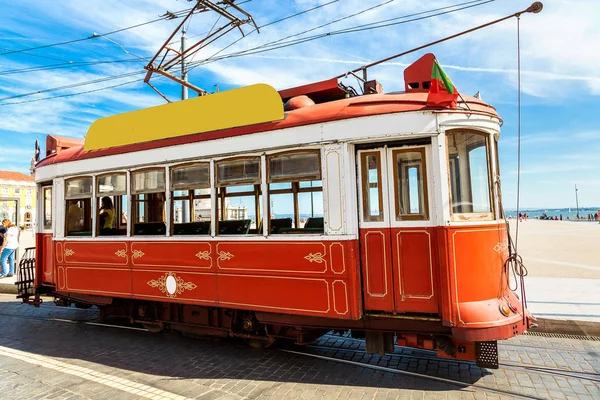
top-left (215, 156), bottom-right (261, 188)
top-left (267, 150), bottom-right (322, 184)
top-left (392, 148), bottom-right (429, 221)
top-left (95, 172), bottom-right (127, 236)
top-left (170, 162), bottom-right (211, 235)
top-left (266, 150), bottom-right (323, 233)
top-left (130, 168), bottom-right (166, 235)
top-left (64, 176), bottom-right (93, 237)
top-left (42, 185), bottom-right (52, 231)
top-left (446, 129), bottom-right (494, 221)
top-left (360, 151), bottom-right (384, 222)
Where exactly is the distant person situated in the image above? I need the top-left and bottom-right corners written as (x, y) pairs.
top-left (560, 214), bottom-right (562, 221)
top-left (0, 219), bottom-right (20, 278)
top-left (99, 197), bottom-right (115, 235)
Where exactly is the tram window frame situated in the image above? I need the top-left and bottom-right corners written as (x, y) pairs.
top-left (170, 162), bottom-right (211, 236)
top-left (131, 168), bottom-right (167, 236)
top-left (215, 157), bottom-right (262, 235)
top-left (446, 130), bottom-right (494, 221)
top-left (360, 151), bottom-right (384, 222)
top-left (64, 176), bottom-right (93, 237)
top-left (267, 150), bottom-right (323, 234)
top-left (42, 186), bottom-right (52, 230)
top-left (96, 172), bottom-right (127, 236)
top-left (392, 148), bottom-right (429, 221)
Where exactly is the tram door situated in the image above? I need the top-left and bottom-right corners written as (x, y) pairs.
top-left (357, 146), bottom-right (438, 314)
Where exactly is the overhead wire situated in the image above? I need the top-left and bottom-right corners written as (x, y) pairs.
top-left (0, 71), bottom-right (144, 102)
top-left (187, 0), bottom-right (494, 70)
top-left (0, 0), bottom-right (494, 106)
top-left (0, 7), bottom-right (194, 57)
top-left (0, 79), bottom-right (142, 106)
top-left (0, 57), bottom-right (150, 76)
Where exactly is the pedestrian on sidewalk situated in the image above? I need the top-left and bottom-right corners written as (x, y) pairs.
top-left (0, 219), bottom-right (20, 278)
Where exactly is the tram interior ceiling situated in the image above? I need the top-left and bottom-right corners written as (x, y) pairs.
top-left (21, 3), bottom-right (546, 370)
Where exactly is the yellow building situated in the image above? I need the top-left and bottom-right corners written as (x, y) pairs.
top-left (0, 171), bottom-right (36, 229)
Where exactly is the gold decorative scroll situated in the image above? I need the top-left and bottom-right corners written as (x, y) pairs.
top-left (217, 251), bottom-right (234, 261)
top-left (147, 272), bottom-right (197, 298)
top-left (304, 252), bottom-right (326, 263)
top-left (195, 251), bottom-right (210, 260)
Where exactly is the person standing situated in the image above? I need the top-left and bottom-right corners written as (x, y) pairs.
top-left (0, 219), bottom-right (20, 278)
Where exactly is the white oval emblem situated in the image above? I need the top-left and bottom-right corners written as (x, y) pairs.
top-left (165, 275), bottom-right (177, 295)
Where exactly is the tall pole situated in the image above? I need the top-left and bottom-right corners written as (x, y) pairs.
top-left (181, 28), bottom-right (190, 223)
top-left (181, 27), bottom-right (188, 101)
top-left (575, 184), bottom-right (579, 219)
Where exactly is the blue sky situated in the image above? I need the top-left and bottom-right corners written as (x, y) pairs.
top-left (0, 0), bottom-right (598, 209)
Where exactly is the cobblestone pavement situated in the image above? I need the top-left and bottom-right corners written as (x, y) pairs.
top-left (0, 295), bottom-right (599, 400)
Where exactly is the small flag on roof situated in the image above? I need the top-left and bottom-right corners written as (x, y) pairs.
top-left (426, 59), bottom-right (458, 108)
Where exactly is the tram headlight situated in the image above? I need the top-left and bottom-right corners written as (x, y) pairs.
top-left (499, 304), bottom-right (511, 317)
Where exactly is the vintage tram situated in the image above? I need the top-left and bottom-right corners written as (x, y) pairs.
top-left (19, 53), bottom-right (533, 368)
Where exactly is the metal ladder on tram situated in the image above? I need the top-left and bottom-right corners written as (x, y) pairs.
top-left (15, 247), bottom-right (36, 300)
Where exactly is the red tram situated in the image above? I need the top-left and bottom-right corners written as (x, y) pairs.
top-left (20, 53), bottom-right (534, 368)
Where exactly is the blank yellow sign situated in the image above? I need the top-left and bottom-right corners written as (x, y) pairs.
top-left (84, 84), bottom-right (284, 151)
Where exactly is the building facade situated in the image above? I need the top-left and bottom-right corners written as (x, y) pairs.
top-left (0, 171), bottom-right (36, 229)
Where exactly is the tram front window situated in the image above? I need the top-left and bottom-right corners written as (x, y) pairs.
top-left (65, 177), bottom-right (92, 237)
top-left (131, 169), bottom-right (166, 236)
top-left (447, 131), bottom-right (493, 219)
top-left (268, 151), bottom-right (323, 234)
top-left (216, 158), bottom-right (261, 235)
top-left (171, 163), bottom-right (211, 235)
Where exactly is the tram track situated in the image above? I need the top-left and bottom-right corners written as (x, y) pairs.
top-left (317, 334), bottom-right (600, 382)
top-left (4, 309), bottom-right (600, 393)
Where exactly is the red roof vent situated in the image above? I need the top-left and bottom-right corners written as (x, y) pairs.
top-left (404, 53), bottom-right (435, 93)
top-left (46, 135), bottom-right (84, 157)
top-left (284, 95), bottom-right (315, 111)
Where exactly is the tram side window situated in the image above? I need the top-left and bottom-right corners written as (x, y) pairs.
top-left (97, 173), bottom-right (127, 236)
top-left (171, 163), bottom-right (211, 235)
top-left (215, 158), bottom-right (261, 235)
top-left (131, 169), bottom-right (166, 236)
top-left (43, 186), bottom-right (52, 230)
top-left (268, 151), bottom-right (323, 234)
top-left (65, 177), bottom-right (92, 237)
top-left (447, 131), bottom-right (493, 218)
top-left (393, 149), bottom-right (428, 220)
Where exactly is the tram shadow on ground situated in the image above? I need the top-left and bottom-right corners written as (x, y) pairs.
top-left (2, 300), bottom-right (495, 396)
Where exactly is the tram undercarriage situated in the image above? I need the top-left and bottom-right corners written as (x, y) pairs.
top-left (33, 288), bottom-right (502, 369)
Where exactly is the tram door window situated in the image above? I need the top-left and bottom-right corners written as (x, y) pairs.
top-left (392, 149), bottom-right (428, 220)
top-left (96, 173), bottom-right (127, 236)
top-left (131, 169), bottom-right (166, 236)
top-left (358, 146), bottom-right (436, 314)
top-left (267, 151), bottom-right (323, 234)
top-left (65, 177), bottom-right (92, 237)
top-left (446, 131), bottom-right (493, 218)
top-left (171, 163), bottom-right (211, 235)
top-left (215, 158), bottom-right (261, 235)
top-left (43, 186), bottom-right (52, 230)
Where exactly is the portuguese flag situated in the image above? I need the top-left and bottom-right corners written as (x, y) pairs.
top-left (426, 59), bottom-right (458, 108)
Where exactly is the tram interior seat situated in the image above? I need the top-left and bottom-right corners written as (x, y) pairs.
top-left (99, 228), bottom-right (119, 236)
top-left (280, 217), bottom-right (324, 234)
top-left (173, 221), bottom-right (211, 235)
top-left (269, 218), bottom-right (293, 234)
top-left (134, 222), bottom-right (166, 236)
top-left (218, 219), bottom-right (251, 235)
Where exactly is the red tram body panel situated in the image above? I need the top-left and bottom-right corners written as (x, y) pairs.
top-left (22, 54), bottom-right (534, 369)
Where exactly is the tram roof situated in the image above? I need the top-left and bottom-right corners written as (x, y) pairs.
top-left (36, 90), bottom-right (498, 169)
